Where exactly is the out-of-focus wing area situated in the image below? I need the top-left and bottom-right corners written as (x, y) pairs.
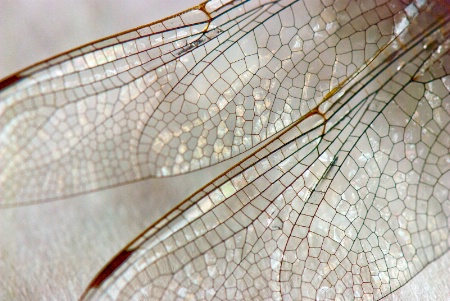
top-left (0, 1), bottom-right (208, 300)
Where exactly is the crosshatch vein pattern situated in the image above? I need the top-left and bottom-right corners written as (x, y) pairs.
top-left (1, 0), bottom-right (434, 204)
top-left (72, 0), bottom-right (449, 300)
top-left (1, 0), bottom-right (449, 300)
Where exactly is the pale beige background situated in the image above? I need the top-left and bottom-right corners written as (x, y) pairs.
top-left (0, 1), bottom-right (449, 300)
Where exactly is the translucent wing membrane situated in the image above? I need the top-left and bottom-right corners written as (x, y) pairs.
top-left (0, 0), bottom-right (419, 205)
top-left (1, 0), bottom-right (449, 300)
top-left (78, 1), bottom-right (450, 300)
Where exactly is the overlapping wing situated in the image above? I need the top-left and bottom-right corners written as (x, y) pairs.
top-left (80, 1), bottom-right (450, 299)
top-left (0, 0), bottom-right (413, 205)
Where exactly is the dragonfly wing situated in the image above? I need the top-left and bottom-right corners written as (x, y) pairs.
top-left (0, 0), bottom-right (412, 205)
top-left (81, 2), bottom-right (450, 299)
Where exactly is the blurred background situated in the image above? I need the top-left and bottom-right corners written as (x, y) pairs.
top-left (0, 1), bottom-right (448, 300)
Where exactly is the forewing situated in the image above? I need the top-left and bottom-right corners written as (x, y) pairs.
top-left (0, 0), bottom-right (411, 205)
top-left (81, 1), bottom-right (450, 299)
